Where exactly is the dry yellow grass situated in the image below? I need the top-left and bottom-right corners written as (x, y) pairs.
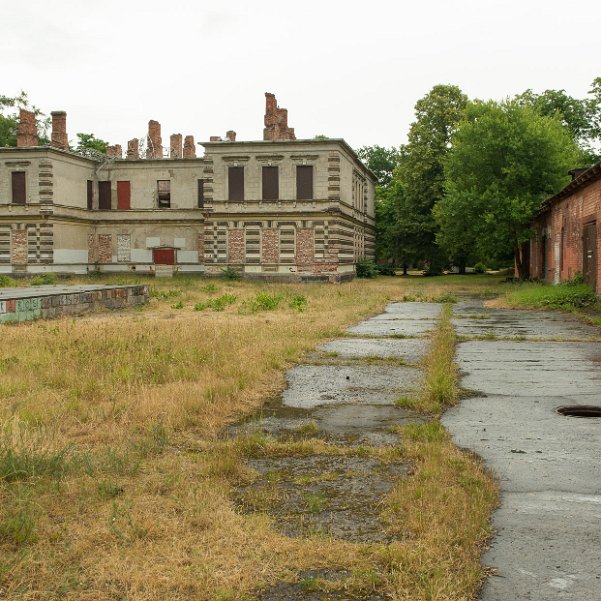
top-left (0, 274), bottom-right (501, 600)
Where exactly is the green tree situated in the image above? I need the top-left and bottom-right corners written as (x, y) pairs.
top-left (515, 77), bottom-right (601, 162)
top-left (75, 133), bottom-right (109, 154)
top-left (356, 145), bottom-right (400, 189)
top-left (436, 99), bottom-right (584, 279)
top-left (393, 84), bottom-right (468, 273)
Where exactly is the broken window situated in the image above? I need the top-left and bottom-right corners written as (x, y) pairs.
top-left (157, 180), bottom-right (171, 208)
top-left (262, 166), bottom-right (279, 200)
top-left (98, 181), bottom-right (111, 210)
top-left (228, 167), bottom-right (244, 201)
top-left (11, 172), bottom-right (26, 205)
top-left (296, 165), bottom-right (313, 200)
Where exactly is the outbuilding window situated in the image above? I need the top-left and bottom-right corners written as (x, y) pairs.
top-left (157, 180), bottom-right (171, 208)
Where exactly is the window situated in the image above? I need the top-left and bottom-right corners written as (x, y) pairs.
top-left (262, 166), bottom-right (279, 200)
top-left (98, 181), bottom-right (111, 210)
top-left (11, 172), bottom-right (26, 205)
top-left (157, 180), bottom-right (171, 208)
top-left (87, 180), bottom-right (93, 210)
top-left (117, 181), bottom-right (131, 210)
top-left (198, 179), bottom-right (205, 208)
top-left (228, 166), bottom-right (244, 201)
top-left (296, 165), bottom-right (313, 200)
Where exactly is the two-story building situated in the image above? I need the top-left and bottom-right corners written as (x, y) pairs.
top-left (0, 94), bottom-right (376, 281)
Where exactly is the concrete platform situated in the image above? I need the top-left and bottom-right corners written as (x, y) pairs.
top-left (0, 284), bottom-right (148, 323)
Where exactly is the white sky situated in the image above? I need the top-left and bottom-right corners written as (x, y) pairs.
top-left (1, 0), bottom-right (599, 151)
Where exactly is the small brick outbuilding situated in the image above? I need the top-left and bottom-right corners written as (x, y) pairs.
top-left (523, 162), bottom-right (601, 293)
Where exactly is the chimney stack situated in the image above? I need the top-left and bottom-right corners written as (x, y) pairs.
top-left (147, 120), bottom-right (163, 159)
top-left (16, 109), bottom-right (38, 147)
top-left (50, 111), bottom-right (68, 150)
top-left (170, 133), bottom-right (183, 158)
top-left (127, 138), bottom-right (140, 160)
top-left (106, 144), bottom-right (122, 158)
top-left (183, 135), bottom-right (196, 158)
top-left (226, 130), bottom-right (237, 142)
top-left (263, 93), bottom-right (295, 141)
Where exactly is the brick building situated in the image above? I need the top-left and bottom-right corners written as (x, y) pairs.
top-left (524, 162), bottom-right (601, 292)
top-left (0, 94), bottom-right (376, 281)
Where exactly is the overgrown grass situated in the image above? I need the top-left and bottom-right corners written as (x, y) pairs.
top-left (0, 273), bottom-right (504, 599)
top-left (502, 280), bottom-right (598, 310)
top-left (385, 305), bottom-right (498, 600)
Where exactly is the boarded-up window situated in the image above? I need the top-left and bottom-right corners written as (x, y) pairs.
top-left (11, 172), bottom-right (26, 205)
top-left (279, 226), bottom-right (296, 264)
top-left (87, 180), bottom-right (93, 210)
top-left (262, 166), bottom-right (279, 200)
top-left (117, 181), bottom-right (131, 210)
top-left (198, 179), bottom-right (205, 208)
top-left (296, 166), bottom-right (313, 200)
top-left (228, 167), bottom-right (244, 201)
top-left (0, 227), bottom-right (11, 263)
top-left (98, 181), bottom-right (111, 210)
top-left (245, 228), bottom-right (261, 264)
top-left (117, 234), bottom-right (131, 262)
top-left (157, 180), bottom-right (170, 208)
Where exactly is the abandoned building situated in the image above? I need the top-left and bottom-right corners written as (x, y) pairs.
top-left (0, 93), bottom-right (376, 281)
top-left (524, 161), bottom-right (601, 292)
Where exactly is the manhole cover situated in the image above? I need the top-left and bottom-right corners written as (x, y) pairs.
top-left (557, 405), bottom-right (601, 418)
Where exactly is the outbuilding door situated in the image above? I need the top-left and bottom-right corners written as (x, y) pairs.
top-left (583, 221), bottom-right (597, 291)
top-left (153, 248), bottom-right (176, 265)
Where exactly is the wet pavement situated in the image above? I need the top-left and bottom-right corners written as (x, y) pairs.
top-left (231, 302), bottom-right (442, 600)
top-left (443, 298), bottom-right (601, 600)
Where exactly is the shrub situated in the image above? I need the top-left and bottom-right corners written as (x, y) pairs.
top-left (31, 273), bottom-right (57, 286)
top-left (376, 264), bottom-right (397, 276)
top-left (171, 301), bottom-right (184, 309)
top-left (250, 292), bottom-right (282, 311)
top-left (356, 257), bottom-right (379, 279)
top-left (221, 266), bottom-right (241, 280)
top-left (194, 294), bottom-right (237, 312)
top-left (473, 262), bottom-right (487, 274)
top-left (289, 294), bottom-right (307, 312)
top-left (0, 275), bottom-right (16, 287)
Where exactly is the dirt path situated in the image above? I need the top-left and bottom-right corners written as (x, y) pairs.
top-left (231, 302), bottom-right (442, 599)
top-left (443, 298), bottom-right (601, 600)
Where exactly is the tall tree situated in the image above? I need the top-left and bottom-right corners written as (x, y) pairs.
top-left (356, 145), bottom-right (400, 189)
top-left (515, 77), bottom-right (601, 161)
top-left (393, 84), bottom-right (468, 273)
top-left (436, 99), bottom-right (583, 278)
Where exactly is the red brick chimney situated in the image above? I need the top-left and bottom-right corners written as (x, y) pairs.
top-left (263, 93), bottom-right (296, 141)
top-left (147, 120), bottom-right (163, 159)
top-left (50, 111), bottom-right (68, 150)
top-left (170, 133), bottom-right (183, 158)
top-left (127, 138), bottom-right (139, 160)
top-left (226, 130), bottom-right (236, 142)
top-left (106, 144), bottom-right (122, 158)
top-left (16, 109), bottom-right (38, 147)
top-left (183, 135), bottom-right (196, 158)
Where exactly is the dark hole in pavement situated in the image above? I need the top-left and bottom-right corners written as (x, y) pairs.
top-left (557, 405), bottom-right (601, 418)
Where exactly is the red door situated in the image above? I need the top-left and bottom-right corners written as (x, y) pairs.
top-left (153, 248), bottom-right (175, 265)
top-left (117, 181), bottom-right (131, 210)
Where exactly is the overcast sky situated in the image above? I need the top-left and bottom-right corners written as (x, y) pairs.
top-left (1, 0), bottom-right (599, 152)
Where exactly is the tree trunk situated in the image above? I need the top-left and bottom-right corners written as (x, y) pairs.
top-left (514, 244), bottom-right (527, 280)
top-left (402, 263), bottom-right (408, 276)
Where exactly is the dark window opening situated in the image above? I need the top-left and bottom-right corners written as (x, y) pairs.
top-left (262, 166), bottom-right (279, 200)
top-left (11, 172), bottom-right (26, 205)
top-left (87, 180), bottom-right (93, 210)
top-left (296, 165), bottom-right (313, 200)
top-left (98, 181), bottom-right (112, 210)
top-left (117, 181), bottom-right (131, 210)
top-left (228, 166), bottom-right (244, 201)
top-left (198, 179), bottom-right (205, 208)
top-left (157, 180), bottom-right (171, 208)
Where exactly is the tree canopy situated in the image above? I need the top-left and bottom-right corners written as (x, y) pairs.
top-left (435, 99), bottom-right (584, 277)
top-left (75, 133), bottom-right (109, 154)
top-left (0, 91), bottom-right (48, 147)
